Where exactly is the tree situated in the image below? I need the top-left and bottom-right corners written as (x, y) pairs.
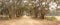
top-left (0, 0), bottom-right (50, 19)
top-left (36, 0), bottom-right (49, 19)
top-left (8, 0), bottom-right (23, 18)
top-left (0, 0), bottom-right (23, 19)
top-left (28, 0), bottom-right (50, 19)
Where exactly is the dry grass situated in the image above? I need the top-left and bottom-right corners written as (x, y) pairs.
top-left (0, 15), bottom-right (59, 25)
top-left (45, 16), bottom-right (60, 21)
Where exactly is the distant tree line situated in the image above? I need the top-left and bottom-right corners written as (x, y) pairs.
top-left (0, 0), bottom-right (60, 19)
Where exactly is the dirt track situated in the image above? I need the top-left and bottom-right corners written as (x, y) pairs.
top-left (0, 15), bottom-right (59, 25)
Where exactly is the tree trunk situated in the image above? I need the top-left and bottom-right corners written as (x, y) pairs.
top-left (40, 14), bottom-right (44, 19)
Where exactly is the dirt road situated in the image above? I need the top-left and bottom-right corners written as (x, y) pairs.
top-left (0, 15), bottom-right (59, 25)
